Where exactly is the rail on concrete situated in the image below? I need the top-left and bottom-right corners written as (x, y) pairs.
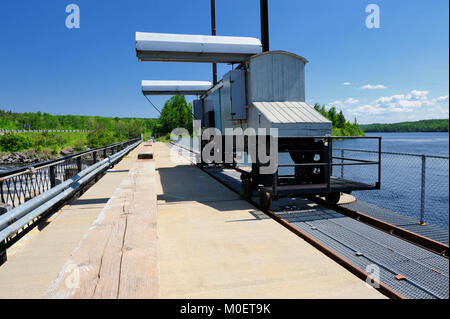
top-left (0, 139), bottom-right (141, 262)
top-left (169, 142), bottom-right (449, 299)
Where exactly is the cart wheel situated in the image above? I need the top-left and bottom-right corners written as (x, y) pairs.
top-left (259, 192), bottom-right (273, 211)
top-left (325, 192), bottom-right (341, 205)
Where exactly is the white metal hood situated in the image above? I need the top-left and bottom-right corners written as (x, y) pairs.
top-left (252, 101), bottom-right (330, 124)
top-left (142, 80), bottom-right (212, 95)
top-left (136, 32), bottom-right (262, 63)
top-left (248, 101), bottom-right (332, 137)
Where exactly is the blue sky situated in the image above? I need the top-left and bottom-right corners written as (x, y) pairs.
top-left (0, 0), bottom-right (448, 124)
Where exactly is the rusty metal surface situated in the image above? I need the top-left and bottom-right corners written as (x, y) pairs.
top-left (344, 200), bottom-right (449, 246)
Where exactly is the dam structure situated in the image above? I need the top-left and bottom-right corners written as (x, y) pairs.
top-left (0, 1), bottom-right (448, 300)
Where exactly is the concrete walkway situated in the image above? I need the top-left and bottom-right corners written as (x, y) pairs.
top-left (155, 143), bottom-right (384, 298)
top-left (0, 142), bottom-right (385, 299)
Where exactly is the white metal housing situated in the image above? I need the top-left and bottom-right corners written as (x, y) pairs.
top-left (247, 51), bottom-right (308, 103)
top-left (142, 80), bottom-right (212, 95)
top-left (248, 101), bottom-right (331, 137)
top-left (136, 32), bottom-right (262, 63)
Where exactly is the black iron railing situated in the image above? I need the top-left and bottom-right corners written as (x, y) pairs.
top-left (0, 138), bottom-right (140, 209)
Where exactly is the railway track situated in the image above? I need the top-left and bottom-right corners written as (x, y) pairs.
top-left (169, 142), bottom-right (449, 299)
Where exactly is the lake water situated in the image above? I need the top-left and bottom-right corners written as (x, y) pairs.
top-left (334, 132), bottom-right (449, 228)
top-left (189, 131), bottom-right (449, 229)
top-left (338, 132), bottom-right (449, 156)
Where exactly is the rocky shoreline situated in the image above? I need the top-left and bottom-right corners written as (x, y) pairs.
top-left (0, 148), bottom-right (84, 171)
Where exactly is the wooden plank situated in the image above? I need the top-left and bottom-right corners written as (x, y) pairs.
top-left (44, 144), bottom-right (159, 299)
top-left (118, 160), bottom-right (159, 298)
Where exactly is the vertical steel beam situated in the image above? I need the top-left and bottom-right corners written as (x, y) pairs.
top-left (340, 149), bottom-right (344, 178)
top-left (49, 165), bottom-right (56, 188)
top-left (260, 0), bottom-right (270, 52)
top-left (377, 137), bottom-right (382, 189)
top-left (211, 0), bottom-right (218, 85)
top-left (327, 138), bottom-right (332, 192)
top-left (0, 240), bottom-right (6, 265)
top-left (420, 155), bottom-right (426, 225)
top-left (76, 157), bottom-right (82, 173)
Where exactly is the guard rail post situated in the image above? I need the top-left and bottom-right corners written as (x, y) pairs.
top-left (49, 166), bottom-right (57, 188)
top-left (77, 157), bottom-right (82, 173)
top-left (420, 155), bottom-right (426, 225)
top-left (0, 240), bottom-right (6, 265)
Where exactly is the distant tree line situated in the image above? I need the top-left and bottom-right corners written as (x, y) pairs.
top-left (0, 109), bottom-right (156, 133)
top-left (0, 109), bottom-right (158, 152)
top-left (313, 104), bottom-right (365, 136)
top-left (360, 119), bottom-right (449, 132)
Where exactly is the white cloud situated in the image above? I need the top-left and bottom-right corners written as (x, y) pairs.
top-left (436, 94), bottom-right (449, 103)
top-left (375, 90), bottom-right (433, 109)
top-left (344, 90), bottom-right (449, 124)
top-left (342, 82), bottom-right (351, 86)
top-left (361, 84), bottom-right (387, 89)
top-left (345, 97), bottom-right (359, 104)
top-left (328, 97), bottom-right (359, 108)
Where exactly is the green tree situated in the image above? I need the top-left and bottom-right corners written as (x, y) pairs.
top-left (336, 111), bottom-right (346, 128)
top-left (157, 95), bottom-right (193, 134)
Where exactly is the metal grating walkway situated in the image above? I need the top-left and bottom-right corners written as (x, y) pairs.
top-left (204, 167), bottom-right (449, 299)
top-left (344, 201), bottom-right (449, 245)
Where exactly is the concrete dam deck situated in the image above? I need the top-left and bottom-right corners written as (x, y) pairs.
top-left (1, 141), bottom-right (446, 299)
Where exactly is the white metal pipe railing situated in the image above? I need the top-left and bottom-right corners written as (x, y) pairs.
top-left (0, 140), bottom-right (141, 242)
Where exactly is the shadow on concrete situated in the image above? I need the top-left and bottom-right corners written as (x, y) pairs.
top-left (70, 198), bottom-right (110, 205)
top-left (106, 170), bottom-right (130, 173)
top-left (156, 164), bottom-right (253, 214)
top-left (156, 163), bottom-right (344, 225)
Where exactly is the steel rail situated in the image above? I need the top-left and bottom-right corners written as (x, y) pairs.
top-left (334, 148), bottom-right (450, 159)
top-left (312, 196), bottom-right (449, 258)
top-left (0, 143), bottom-right (132, 230)
top-left (169, 142), bottom-right (405, 299)
top-left (0, 138), bottom-right (140, 178)
top-left (304, 211), bottom-right (446, 298)
top-left (0, 140), bottom-right (141, 243)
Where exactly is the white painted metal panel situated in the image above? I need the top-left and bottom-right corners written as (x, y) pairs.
top-left (247, 51), bottom-right (307, 102)
top-left (193, 100), bottom-right (203, 121)
top-left (136, 32), bottom-right (262, 63)
top-left (252, 102), bottom-right (330, 124)
top-left (142, 80), bottom-right (211, 95)
top-left (248, 102), bottom-right (332, 137)
top-left (230, 70), bottom-right (247, 120)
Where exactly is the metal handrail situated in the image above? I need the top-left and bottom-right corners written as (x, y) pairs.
top-left (335, 148), bottom-right (449, 159)
top-left (271, 136), bottom-right (382, 196)
top-left (0, 140), bottom-right (141, 243)
top-left (0, 138), bottom-right (141, 208)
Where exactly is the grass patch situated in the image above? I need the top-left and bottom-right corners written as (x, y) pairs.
top-left (0, 132), bottom-right (89, 154)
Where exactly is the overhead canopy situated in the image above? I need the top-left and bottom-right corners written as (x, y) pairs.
top-left (142, 80), bottom-right (212, 95)
top-left (136, 32), bottom-right (262, 63)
